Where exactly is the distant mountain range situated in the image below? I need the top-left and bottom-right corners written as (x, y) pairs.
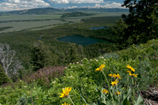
top-left (0, 7), bottom-right (129, 15)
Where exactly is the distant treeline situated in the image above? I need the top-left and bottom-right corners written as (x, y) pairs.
top-left (0, 23), bottom-right (119, 70)
top-left (0, 19), bottom-right (55, 23)
top-left (0, 26), bottom-right (13, 31)
top-left (61, 12), bottom-right (94, 18)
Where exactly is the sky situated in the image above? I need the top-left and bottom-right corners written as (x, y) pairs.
top-left (0, 0), bottom-right (125, 11)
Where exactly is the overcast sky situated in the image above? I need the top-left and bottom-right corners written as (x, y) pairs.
top-left (0, 0), bottom-right (125, 11)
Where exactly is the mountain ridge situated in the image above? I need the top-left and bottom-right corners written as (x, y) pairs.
top-left (0, 7), bottom-right (129, 15)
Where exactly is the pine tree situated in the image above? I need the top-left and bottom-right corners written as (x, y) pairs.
top-left (31, 40), bottom-right (53, 71)
top-left (121, 0), bottom-right (158, 45)
top-left (69, 43), bottom-right (80, 63)
top-left (0, 64), bottom-right (10, 85)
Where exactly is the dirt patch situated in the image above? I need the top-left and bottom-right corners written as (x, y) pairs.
top-left (141, 85), bottom-right (158, 105)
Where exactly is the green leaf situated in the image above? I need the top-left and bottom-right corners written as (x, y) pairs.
top-left (88, 103), bottom-right (97, 105)
top-left (134, 95), bottom-right (143, 105)
top-left (123, 98), bottom-right (131, 105)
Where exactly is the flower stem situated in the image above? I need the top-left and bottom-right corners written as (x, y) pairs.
top-left (68, 95), bottom-right (75, 105)
top-left (102, 71), bottom-right (110, 88)
top-left (102, 71), bottom-right (116, 105)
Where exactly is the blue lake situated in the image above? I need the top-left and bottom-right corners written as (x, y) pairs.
top-left (57, 35), bottom-right (111, 46)
top-left (90, 26), bottom-right (108, 30)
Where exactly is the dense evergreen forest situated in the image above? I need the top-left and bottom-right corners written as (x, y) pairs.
top-left (0, 16), bottom-right (121, 74)
top-left (0, 0), bottom-right (158, 104)
top-left (61, 12), bottom-right (94, 18)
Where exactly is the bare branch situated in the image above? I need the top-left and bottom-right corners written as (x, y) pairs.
top-left (0, 43), bottom-right (23, 79)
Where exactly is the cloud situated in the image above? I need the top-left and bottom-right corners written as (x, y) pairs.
top-left (67, 6), bottom-right (78, 9)
top-left (0, 0), bottom-right (124, 11)
top-left (49, 0), bottom-right (104, 4)
top-left (82, 2), bottom-right (123, 8)
top-left (0, 0), bottom-right (50, 11)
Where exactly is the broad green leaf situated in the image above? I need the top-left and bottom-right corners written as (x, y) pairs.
top-left (134, 95), bottom-right (143, 105)
top-left (123, 98), bottom-right (131, 105)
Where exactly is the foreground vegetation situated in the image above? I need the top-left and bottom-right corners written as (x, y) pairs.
top-left (0, 39), bottom-right (158, 104)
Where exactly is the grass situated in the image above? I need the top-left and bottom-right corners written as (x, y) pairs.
top-left (0, 12), bottom-right (128, 33)
top-left (0, 19), bottom-right (65, 33)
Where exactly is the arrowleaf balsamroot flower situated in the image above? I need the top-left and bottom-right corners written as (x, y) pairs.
top-left (115, 91), bottom-right (121, 95)
top-left (62, 102), bottom-right (70, 105)
top-left (102, 89), bottom-right (109, 94)
top-left (127, 65), bottom-right (135, 72)
top-left (129, 73), bottom-right (138, 77)
top-left (95, 64), bottom-right (105, 71)
top-left (111, 79), bottom-right (119, 87)
top-left (108, 73), bottom-right (113, 77)
top-left (127, 70), bottom-right (131, 73)
top-left (59, 87), bottom-right (72, 98)
top-left (108, 74), bottom-right (122, 79)
top-left (115, 74), bottom-right (122, 79)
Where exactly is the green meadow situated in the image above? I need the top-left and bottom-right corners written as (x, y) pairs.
top-left (0, 12), bottom-right (128, 33)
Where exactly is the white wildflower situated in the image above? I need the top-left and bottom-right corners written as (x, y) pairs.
top-left (52, 81), bottom-right (56, 84)
top-left (24, 86), bottom-right (27, 88)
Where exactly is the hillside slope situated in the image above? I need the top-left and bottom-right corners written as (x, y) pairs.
top-left (0, 39), bottom-right (158, 104)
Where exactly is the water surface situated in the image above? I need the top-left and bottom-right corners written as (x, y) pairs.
top-left (90, 26), bottom-right (108, 30)
top-left (57, 35), bottom-right (111, 45)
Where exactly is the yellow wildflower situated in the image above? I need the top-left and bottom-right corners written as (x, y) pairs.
top-left (62, 102), bottom-right (70, 105)
top-left (102, 89), bottom-right (109, 94)
top-left (133, 74), bottom-right (138, 77)
top-left (129, 72), bottom-right (138, 77)
top-left (130, 68), bottom-right (135, 72)
top-left (127, 65), bottom-right (132, 69)
top-left (130, 73), bottom-right (138, 77)
top-left (111, 79), bottom-right (119, 87)
top-left (115, 74), bottom-right (122, 79)
top-left (127, 65), bottom-right (135, 72)
top-left (127, 70), bottom-right (131, 73)
top-left (115, 91), bottom-right (121, 95)
top-left (95, 64), bottom-right (105, 71)
top-left (129, 72), bottom-right (132, 76)
top-left (112, 74), bottom-right (117, 78)
top-left (108, 74), bottom-right (113, 77)
top-left (109, 74), bottom-right (122, 79)
top-left (59, 87), bottom-right (72, 98)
